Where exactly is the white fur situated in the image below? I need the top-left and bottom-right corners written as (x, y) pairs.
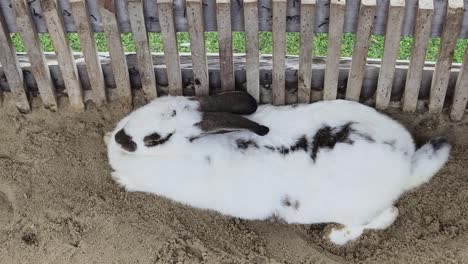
top-left (106, 97), bottom-right (450, 245)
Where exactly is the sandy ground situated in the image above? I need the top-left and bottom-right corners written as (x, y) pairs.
top-left (0, 95), bottom-right (467, 264)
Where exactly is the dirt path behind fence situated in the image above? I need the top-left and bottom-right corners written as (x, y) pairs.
top-left (0, 96), bottom-right (467, 264)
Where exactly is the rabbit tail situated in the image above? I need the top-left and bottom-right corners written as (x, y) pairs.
top-left (405, 137), bottom-right (451, 191)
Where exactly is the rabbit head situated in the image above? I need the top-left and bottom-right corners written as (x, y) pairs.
top-left (112, 91), bottom-right (269, 156)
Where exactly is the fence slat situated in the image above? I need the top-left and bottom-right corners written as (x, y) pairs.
top-left (127, 0), bottom-right (158, 101)
top-left (323, 0), bottom-right (345, 101)
top-left (402, 0), bottom-right (433, 113)
top-left (450, 48), bottom-right (468, 121)
top-left (186, 0), bottom-right (209, 96)
top-left (71, 0), bottom-right (107, 106)
top-left (158, 0), bottom-right (183, 96)
top-left (429, 0), bottom-right (464, 113)
top-left (216, 0), bottom-right (235, 91)
top-left (0, 10), bottom-right (30, 113)
top-left (272, 0), bottom-right (287, 105)
top-left (346, 0), bottom-right (376, 101)
top-left (298, 0), bottom-right (316, 104)
top-left (12, 0), bottom-right (57, 111)
top-left (243, 0), bottom-right (260, 102)
top-left (41, 0), bottom-right (85, 111)
top-left (98, 0), bottom-right (132, 107)
top-left (375, 0), bottom-right (405, 110)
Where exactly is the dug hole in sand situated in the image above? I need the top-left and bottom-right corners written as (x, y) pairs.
top-left (0, 96), bottom-right (467, 264)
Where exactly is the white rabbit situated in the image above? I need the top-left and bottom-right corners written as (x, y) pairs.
top-left (105, 91), bottom-right (451, 246)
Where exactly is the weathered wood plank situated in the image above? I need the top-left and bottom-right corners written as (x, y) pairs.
top-left (71, 0), bottom-right (107, 105)
top-left (375, 0), bottom-right (405, 110)
top-left (186, 0), bottom-right (209, 96)
top-left (158, 0), bottom-right (183, 96)
top-left (12, 0), bottom-right (57, 110)
top-left (298, 0), bottom-right (316, 104)
top-left (41, 0), bottom-right (85, 111)
top-left (402, 0), bottom-right (433, 113)
top-left (323, 0), bottom-right (345, 101)
top-left (127, 0), bottom-right (158, 101)
top-left (429, 0), bottom-right (464, 113)
top-left (450, 47), bottom-right (468, 121)
top-left (346, 0), bottom-right (376, 101)
top-left (0, 9), bottom-right (30, 113)
top-left (243, 0), bottom-right (260, 102)
top-left (98, 0), bottom-right (132, 107)
top-left (216, 0), bottom-right (235, 91)
top-left (272, 0), bottom-right (287, 105)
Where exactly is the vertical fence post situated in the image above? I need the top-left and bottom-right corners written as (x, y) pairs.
top-left (323, 0), bottom-right (345, 101)
top-left (158, 0), bottom-right (183, 96)
top-left (12, 0), bottom-right (58, 111)
top-left (402, 0), bottom-right (433, 113)
top-left (243, 0), bottom-right (260, 102)
top-left (346, 0), bottom-right (376, 102)
top-left (298, 0), bottom-right (316, 104)
top-left (272, 0), bottom-right (287, 105)
top-left (450, 48), bottom-right (468, 121)
top-left (127, 0), bottom-right (158, 101)
top-left (186, 0), bottom-right (209, 96)
top-left (216, 0), bottom-right (235, 91)
top-left (98, 0), bottom-right (132, 108)
top-left (0, 9), bottom-right (30, 113)
top-left (71, 0), bottom-right (107, 106)
top-left (41, 0), bottom-right (85, 111)
top-left (375, 0), bottom-right (405, 110)
top-left (429, 0), bottom-right (464, 113)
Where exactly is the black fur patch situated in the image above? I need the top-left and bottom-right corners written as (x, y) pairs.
top-left (355, 132), bottom-right (375, 143)
top-left (430, 137), bottom-right (449, 151)
top-left (115, 129), bottom-right (137, 152)
top-left (281, 195), bottom-right (300, 210)
top-left (144, 132), bottom-right (174, 147)
top-left (290, 135), bottom-right (309, 152)
top-left (236, 139), bottom-right (259, 150)
top-left (310, 123), bottom-right (355, 161)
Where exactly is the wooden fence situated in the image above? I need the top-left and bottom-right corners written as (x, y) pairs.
top-left (0, 0), bottom-right (467, 121)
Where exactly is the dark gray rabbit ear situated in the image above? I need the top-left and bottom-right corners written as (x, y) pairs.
top-left (190, 112), bottom-right (269, 141)
top-left (195, 91), bottom-right (258, 115)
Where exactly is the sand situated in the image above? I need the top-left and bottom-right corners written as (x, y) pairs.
top-left (0, 96), bottom-right (467, 264)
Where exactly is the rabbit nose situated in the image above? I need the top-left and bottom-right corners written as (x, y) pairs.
top-left (115, 129), bottom-right (137, 152)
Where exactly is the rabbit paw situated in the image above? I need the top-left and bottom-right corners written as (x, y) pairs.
top-left (103, 132), bottom-right (112, 146)
top-left (364, 206), bottom-right (399, 230)
top-left (328, 226), bottom-right (364, 246)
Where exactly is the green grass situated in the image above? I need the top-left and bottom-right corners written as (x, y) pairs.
top-left (10, 31), bottom-right (468, 63)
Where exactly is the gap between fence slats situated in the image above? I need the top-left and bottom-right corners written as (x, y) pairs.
top-left (42, 0), bottom-right (85, 111)
top-left (71, 0), bottom-right (107, 106)
top-left (323, 0), bottom-right (345, 101)
top-left (346, 0), bottom-right (376, 102)
top-left (186, 0), bottom-right (209, 96)
top-left (0, 8), bottom-right (30, 113)
top-left (272, 0), bottom-right (287, 105)
top-left (402, 0), bottom-right (433, 113)
top-left (375, 0), bottom-right (405, 110)
top-left (98, 0), bottom-right (132, 108)
top-left (12, 0), bottom-right (57, 110)
top-left (127, 0), bottom-right (158, 101)
top-left (158, 0), bottom-right (183, 96)
top-left (243, 0), bottom-right (260, 102)
top-left (298, 0), bottom-right (316, 104)
top-left (429, 0), bottom-right (464, 113)
top-left (450, 47), bottom-right (468, 121)
top-left (216, 0), bottom-right (235, 91)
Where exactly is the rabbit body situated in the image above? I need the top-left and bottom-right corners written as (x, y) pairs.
top-left (107, 96), bottom-right (450, 245)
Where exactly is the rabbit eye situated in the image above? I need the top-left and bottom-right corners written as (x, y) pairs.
top-left (144, 132), bottom-right (174, 147)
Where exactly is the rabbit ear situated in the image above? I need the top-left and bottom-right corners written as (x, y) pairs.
top-left (190, 112), bottom-right (269, 141)
top-left (196, 91), bottom-right (258, 115)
